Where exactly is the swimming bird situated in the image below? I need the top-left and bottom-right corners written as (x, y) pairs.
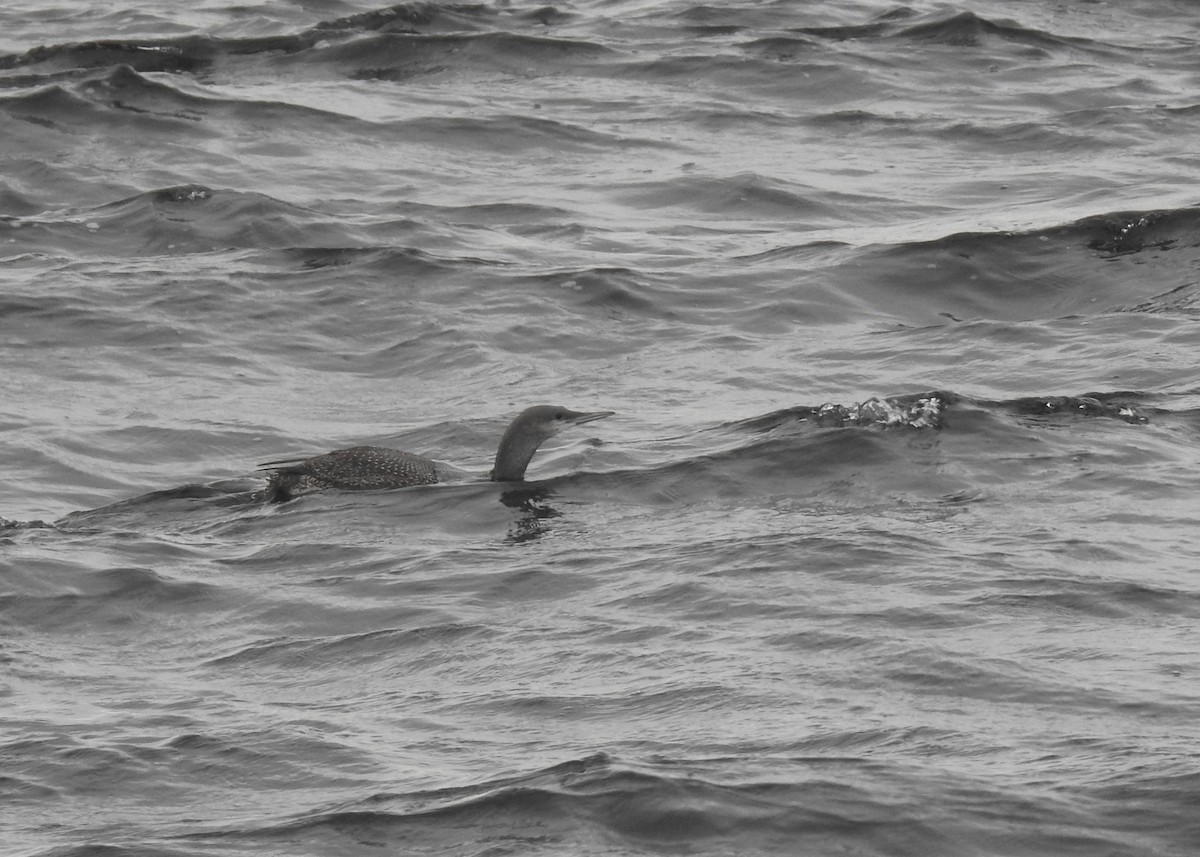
top-left (258, 405), bottom-right (613, 502)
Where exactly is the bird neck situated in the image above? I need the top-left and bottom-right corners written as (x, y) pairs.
top-left (490, 423), bottom-right (547, 482)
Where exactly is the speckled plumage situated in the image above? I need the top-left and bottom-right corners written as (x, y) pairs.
top-left (260, 446), bottom-right (439, 501)
top-left (258, 405), bottom-right (613, 502)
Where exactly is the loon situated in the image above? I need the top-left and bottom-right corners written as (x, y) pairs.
top-left (258, 405), bottom-right (613, 502)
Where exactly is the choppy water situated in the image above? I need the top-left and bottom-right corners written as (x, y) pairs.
top-left (3, 1), bottom-right (1200, 855)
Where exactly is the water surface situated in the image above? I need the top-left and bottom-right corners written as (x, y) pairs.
top-left (2, 1), bottom-right (1199, 855)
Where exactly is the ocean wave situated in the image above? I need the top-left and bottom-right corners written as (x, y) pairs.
top-left (187, 749), bottom-right (1170, 856)
top-left (190, 753), bottom-right (939, 852)
top-left (795, 6), bottom-right (1111, 54)
top-left (871, 205), bottom-right (1200, 263)
top-left (739, 205), bottom-right (1200, 323)
top-left (0, 35), bottom-right (234, 76)
top-left (612, 172), bottom-right (840, 220)
top-left (316, 2), bottom-right (503, 35)
top-left (26, 838), bottom-right (204, 857)
top-left (0, 70), bottom-right (210, 139)
top-left (330, 31), bottom-right (614, 80)
top-left (2, 182), bottom-right (431, 257)
top-left (548, 387), bottom-right (1168, 513)
top-left (892, 9), bottom-right (1091, 51)
top-left (0, 771), bottom-right (59, 802)
top-left (0, 562), bottom-right (218, 633)
top-left (726, 390), bottom-right (1153, 433)
top-left (970, 575), bottom-right (1200, 622)
top-left (1082, 764), bottom-right (1200, 846)
top-left (204, 622), bottom-right (493, 669)
top-left (382, 111), bottom-right (671, 152)
top-left (61, 64), bottom-right (378, 127)
top-left (0, 14), bottom-right (613, 86)
top-left (0, 1), bottom-right (546, 86)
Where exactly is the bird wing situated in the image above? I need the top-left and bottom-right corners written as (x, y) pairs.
top-left (259, 446), bottom-right (438, 489)
top-left (256, 455), bottom-right (313, 470)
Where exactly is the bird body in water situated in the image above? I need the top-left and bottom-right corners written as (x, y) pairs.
top-left (258, 405), bottom-right (613, 502)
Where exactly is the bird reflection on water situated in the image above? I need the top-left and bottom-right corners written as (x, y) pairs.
top-left (499, 484), bottom-right (563, 545)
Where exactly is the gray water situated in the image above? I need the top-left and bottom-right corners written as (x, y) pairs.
top-left (3, 1), bottom-right (1199, 855)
